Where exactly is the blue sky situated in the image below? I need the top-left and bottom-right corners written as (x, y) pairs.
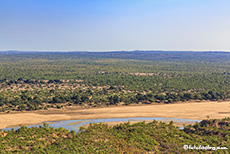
top-left (0, 0), bottom-right (230, 51)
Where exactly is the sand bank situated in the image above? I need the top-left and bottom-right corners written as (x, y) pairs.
top-left (1, 101), bottom-right (230, 129)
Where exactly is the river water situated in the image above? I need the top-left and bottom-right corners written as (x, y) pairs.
top-left (2, 117), bottom-right (200, 132)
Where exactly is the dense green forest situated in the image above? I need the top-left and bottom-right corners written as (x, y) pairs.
top-left (1, 51), bottom-right (230, 153)
top-left (0, 51), bottom-right (230, 112)
top-left (1, 118), bottom-right (230, 153)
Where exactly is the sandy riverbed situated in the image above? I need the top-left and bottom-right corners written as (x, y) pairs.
top-left (1, 101), bottom-right (230, 129)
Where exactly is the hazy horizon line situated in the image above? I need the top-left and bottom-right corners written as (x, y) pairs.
top-left (1, 49), bottom-right (230, 53)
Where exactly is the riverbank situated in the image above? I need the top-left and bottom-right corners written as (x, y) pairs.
top-left (81, 120), bottom-right (198, 128)
top-left (1, 101), bottom-right (230, 129)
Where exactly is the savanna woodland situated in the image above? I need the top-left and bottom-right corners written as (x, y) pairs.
top-left (1, 51), bottom-right (230, 153)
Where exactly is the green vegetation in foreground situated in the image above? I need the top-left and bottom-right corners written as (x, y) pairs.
top-left (0, 51), bottom-right (230, 112)
top-left (1, 118), bottom-right (230, 153)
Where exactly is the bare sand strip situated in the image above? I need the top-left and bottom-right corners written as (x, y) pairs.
top-left (1, 101), bottom-right (230, 129)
